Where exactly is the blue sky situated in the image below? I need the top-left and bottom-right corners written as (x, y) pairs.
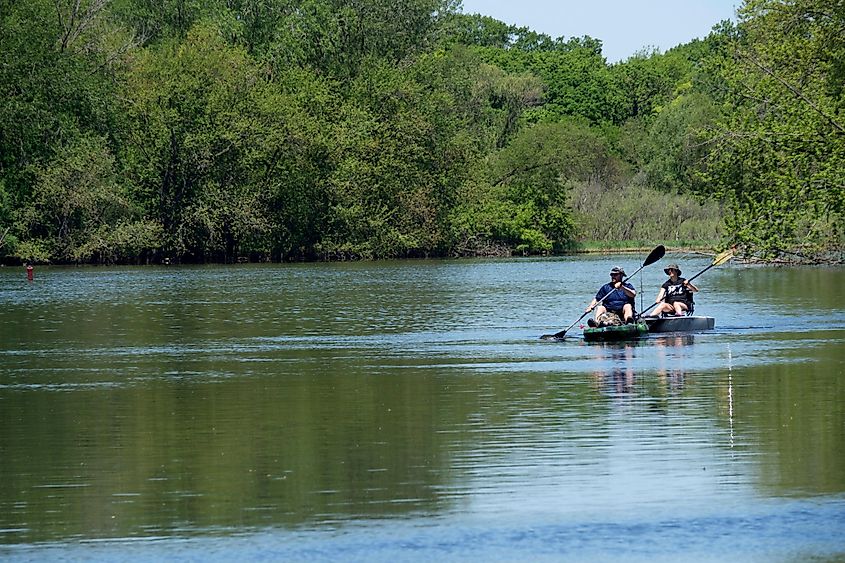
top-left (458, 0), bottom-right (740, 63)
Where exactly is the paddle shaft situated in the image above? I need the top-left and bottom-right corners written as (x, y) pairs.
top-left (638, 270), bottom-right (702, 318)
top-left (638, 250), bottom-right (733, 317)
top-left (555, 275), bottom-right (634, 335)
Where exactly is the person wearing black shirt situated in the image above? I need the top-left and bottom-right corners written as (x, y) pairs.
top-left (648, 263), bottom-right (698, 317)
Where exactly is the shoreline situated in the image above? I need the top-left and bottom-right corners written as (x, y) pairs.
top-left (3, 243), bottom-right (842, 267)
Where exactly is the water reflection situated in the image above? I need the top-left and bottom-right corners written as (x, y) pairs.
top-left (727, 345), bottom-right (735, 449)
top-left (589, 342), bottom-right (636, 396)
top-left (652, 334), bottom-right (695, 392)
top-left (589, 335), bottom-right (698, 397)
top-left (0, 260), bottom-right (843, 561)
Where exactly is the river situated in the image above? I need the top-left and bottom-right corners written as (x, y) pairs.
top-left (1, 254), bottom-right (843, 561)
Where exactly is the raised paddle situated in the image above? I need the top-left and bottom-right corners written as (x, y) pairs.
top-left (540, 245), bottom-right (666, 340)
top-left (636, 248), bottom-right (735, 319)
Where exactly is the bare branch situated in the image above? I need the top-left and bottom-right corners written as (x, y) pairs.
top-left (55, 0), bottom-right (110, 52)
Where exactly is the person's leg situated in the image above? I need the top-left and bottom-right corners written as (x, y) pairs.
top-left (593, 304), bottom-right (607, 322)
top-left (649, 303), bottom-right (672, 317)
top-left (673, 302), bottom-right (689, 316)
top-left (589, 305), bottom-right (607, 326)
top-left (622, 304), bottom-right (634, 323)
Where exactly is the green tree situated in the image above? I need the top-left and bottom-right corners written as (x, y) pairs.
top-left (122, 22), bottom-right (331, 261)
top-left (440, 12), bottom-right (519, 49)
top-left (16, 134), bottom-right (155, 263)
top-left (612, 49), bottom-right (680, 120)
top-left (624, 90), bottom-right (719, 194)
top-left (0, 0), bottom-right (130, 261)
top-left (700, 0), bottom-right (844, 259)
top-left (318, 51), bottom-right (491, 258)
top-left (476, 42), bottom-right (623, 126)
top-left (110, 0), bottom-right (211, 42)
top-left (453, 120), bottom-right (613, 253)
top-left (249, 0), bottom-right (456, 79)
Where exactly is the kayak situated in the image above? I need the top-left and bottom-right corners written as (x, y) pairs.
top-left (643, 315), bottom-right (715, 333)
top-left (583, 322), bottom-right (649, 342)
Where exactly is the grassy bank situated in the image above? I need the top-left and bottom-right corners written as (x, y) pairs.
top-left (566, 181), bottom-right (724, 254)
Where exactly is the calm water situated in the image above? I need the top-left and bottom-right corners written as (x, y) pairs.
top-left (1, 255), bottom-right (844, 562)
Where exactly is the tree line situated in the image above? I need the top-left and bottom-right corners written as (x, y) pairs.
top-left (0, 0), bottom-right (842, 264)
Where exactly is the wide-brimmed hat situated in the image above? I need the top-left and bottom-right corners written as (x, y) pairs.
top-left (609, 267), bottom-right (625, 276)
top-left (664, 264), bottom-right (682, 275)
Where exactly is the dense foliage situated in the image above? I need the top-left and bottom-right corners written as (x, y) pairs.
top-left (0, 0), bottom-right (841, 263)
top-left (697, 0), bottom-right (845, 260)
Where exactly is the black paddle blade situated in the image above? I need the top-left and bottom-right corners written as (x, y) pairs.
top-left (540, 328), bottom-right (569, 340)
top-left (642, 245), bottom-right (666, 267)
top-left (540, 332), bottom-right (567, 341)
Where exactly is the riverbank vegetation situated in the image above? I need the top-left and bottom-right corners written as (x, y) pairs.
top-left (1, 0), bottom-right (842, 264)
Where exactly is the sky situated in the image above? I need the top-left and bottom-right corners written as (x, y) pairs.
top-left (458, 0), bottom-right (739, 63)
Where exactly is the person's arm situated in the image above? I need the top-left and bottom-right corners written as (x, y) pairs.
top-left (654, 287), bottom-right (666, 303)
top-left (586, 286), bottom-right (605, 312)
top-left (617, 282), bottom-right (636, 298)
top-left (684, 280), bottom-right (699, 292)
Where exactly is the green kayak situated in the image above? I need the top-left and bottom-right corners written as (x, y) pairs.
top-left (583, 322), bottom-right (649, 342)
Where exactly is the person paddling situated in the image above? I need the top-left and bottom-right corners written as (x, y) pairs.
top-left (647, 263), bottom-right (698, 317)
top-left (586, 267), bottom-right (636, 326)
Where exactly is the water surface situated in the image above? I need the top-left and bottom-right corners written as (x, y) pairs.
top-left (1, 255), bottom-right (843, 561)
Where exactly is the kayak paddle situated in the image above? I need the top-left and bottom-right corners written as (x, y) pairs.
top-left (541, 245), bottom-right (666, 340)
top-left (636, 248), bottom-right (735, 319)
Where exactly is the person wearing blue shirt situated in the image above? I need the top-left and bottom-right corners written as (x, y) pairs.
top-left (586, 266), bottom-right (636, 326)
